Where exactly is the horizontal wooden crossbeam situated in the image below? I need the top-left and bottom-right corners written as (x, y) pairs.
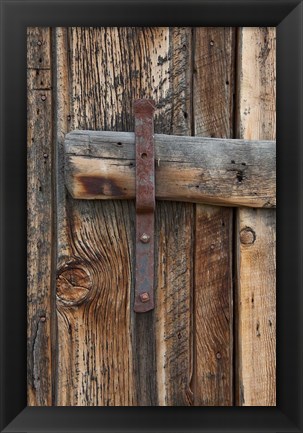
top-left (64, 130), bottom-right (276, 208)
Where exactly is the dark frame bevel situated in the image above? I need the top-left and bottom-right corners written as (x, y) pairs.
top-left (0, 0), bottom-right (302, 432)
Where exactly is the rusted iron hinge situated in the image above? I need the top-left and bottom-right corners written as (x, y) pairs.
top-left (64, 99), bottom-right (277, 314)
top-left (134, 99), bottom-right (155, 313)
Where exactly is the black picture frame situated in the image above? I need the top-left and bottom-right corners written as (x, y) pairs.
top-left (1, 0), bottom-right (302, 432)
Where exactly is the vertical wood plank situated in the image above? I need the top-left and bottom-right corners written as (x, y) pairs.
top-left (54, 27), bottom-right (75, 405)
top-left (55, 27), bottom-right (137, 406)
top-left (54, 27), bottom-right (194, 406)
top-left (193, 27), bottom-right (235, 406)
top-left (155, 28), bottom-right (194, 406)
top-left (235, 27), bottom-right (276, 406)
top-left (54, 27), bottom-right (72, 263)
top-left (27, 27), bottom-right (53, 406)
top-left (156, 202), bottom-right (194, 405)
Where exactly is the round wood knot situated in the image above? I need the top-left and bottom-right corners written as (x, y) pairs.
top-left (56, 266), bottom-right (92, 305)
top-left (240, 227), bottom-right (256, 245)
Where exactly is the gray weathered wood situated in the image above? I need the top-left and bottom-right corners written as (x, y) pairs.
top-left (64, 131), bottom-right (276, 208)
top-left (27, 27), bottom-right (53, 406)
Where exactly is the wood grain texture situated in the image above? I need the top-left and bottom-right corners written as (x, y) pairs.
top-left (56, 200), bottom-right (136, 405)
top-left (27, 27), bottom-right (53, 406)
top-left (194, 206), bottom-right (233, 405)
top-left (236, 209), bottom-right (276, 405)
top-left (55, 27), bottom-right (72, 263)
top-left (154, 28), bottom-right (194, 406)
top-left (193, 27), bottom-right (235, 406)
top-left (155, 202), bottom-right (194, 406)
top-left (64, 131), bottom-right (276, 208)
top-left (55, 27), bottom-right (136, 406)
top-left (54, 30), bottom-right (73, 406)
top-left (235, 27), bottom-right (276, 406)
top-left (28, 26), bottom-right (277, 407)
top-left (55, 27), bottom-right (194, 406)
top-left (193, 28), bottom-right (235, 138)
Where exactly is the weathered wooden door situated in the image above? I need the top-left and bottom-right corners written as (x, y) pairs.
top-left (27, 27), bottom-right (276, 406)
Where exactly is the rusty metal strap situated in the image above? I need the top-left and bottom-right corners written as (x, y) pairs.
top-left (134, 99), bottom-right (155, 313)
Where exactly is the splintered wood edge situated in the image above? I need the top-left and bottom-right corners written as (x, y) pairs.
top-left (64, 131), bottom-right (276, 208)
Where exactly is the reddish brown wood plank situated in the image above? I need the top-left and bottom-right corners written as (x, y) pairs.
top-left (193, 27), bottom-right (235, 406)
top-left (194, 206), bottom-right (233, 405)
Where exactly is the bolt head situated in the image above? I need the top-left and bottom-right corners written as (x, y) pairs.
top-left (140, 292), bottom-right (150, 303)
top-left (140, 233), bottom-right (150, 243)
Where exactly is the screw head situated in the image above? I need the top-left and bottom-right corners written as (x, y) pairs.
top-left (140, 233), bottom-right (150, 243)
top-left (140, 292), bottom-right (150, 303)
top-left (41, 95), bottom-right (46, 101)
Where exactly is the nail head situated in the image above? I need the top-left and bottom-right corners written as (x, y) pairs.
top-left (140, 233), bottom-right (150, 243)
top-left (140, 292), bottom-right (150, 303)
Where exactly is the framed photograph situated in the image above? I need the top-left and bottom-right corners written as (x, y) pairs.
top-left (1, 0), bottom-right (302, 432)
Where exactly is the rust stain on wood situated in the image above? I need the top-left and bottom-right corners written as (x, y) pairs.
top-left (78, 175), bottom-right (127, 198)
top-left (64, 133), bottom-right (276, 208)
